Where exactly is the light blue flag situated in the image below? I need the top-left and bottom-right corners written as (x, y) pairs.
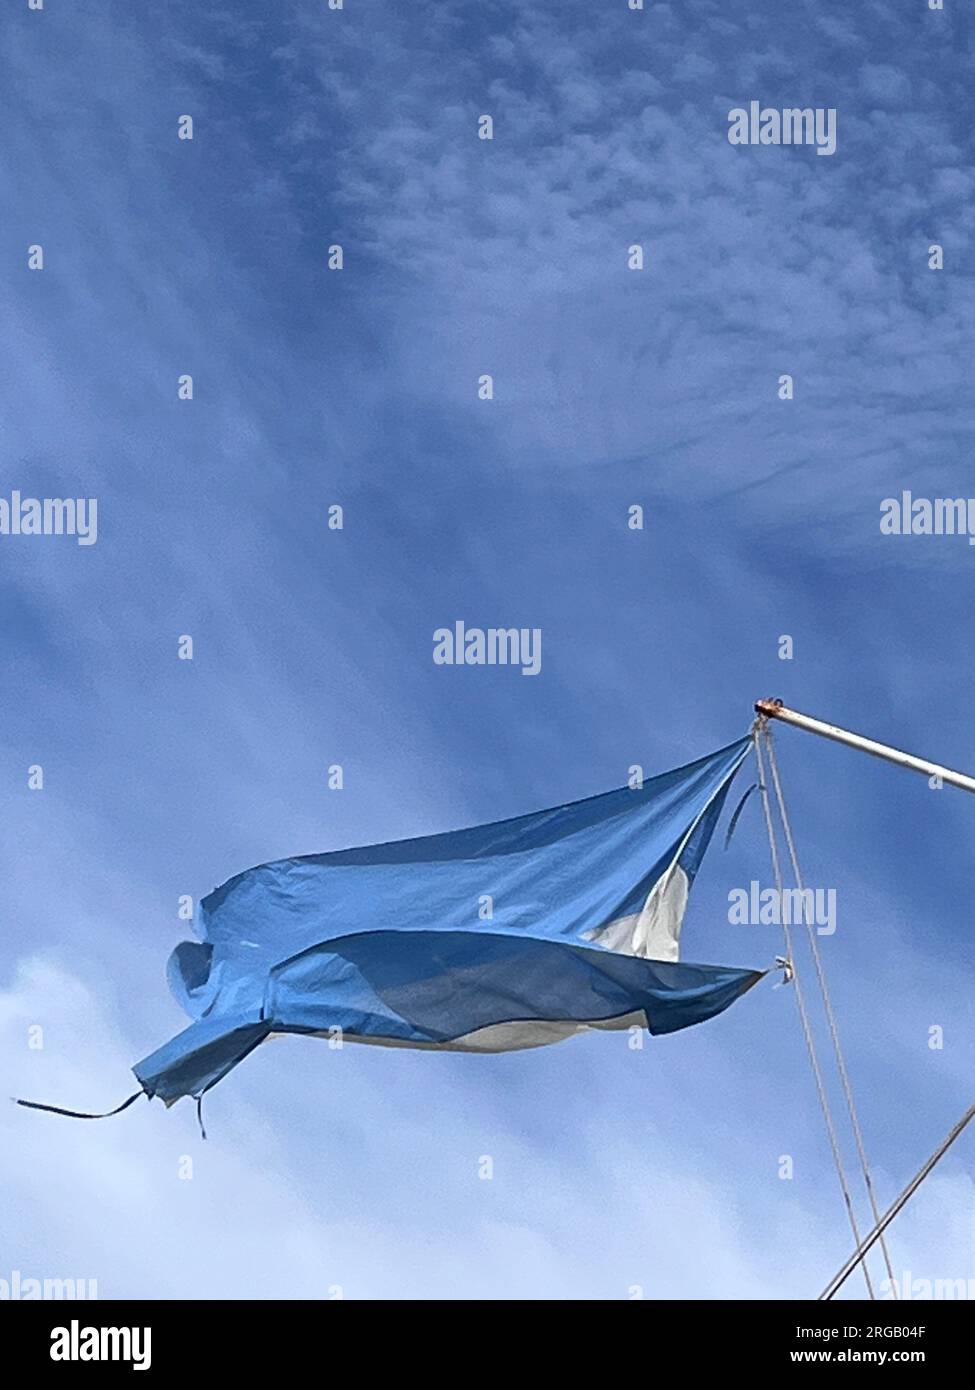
top-left (134, 737), bottom-right (764, 1105)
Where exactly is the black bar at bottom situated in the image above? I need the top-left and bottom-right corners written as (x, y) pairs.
top-left (0, 1295), bottom-right (967, 1374)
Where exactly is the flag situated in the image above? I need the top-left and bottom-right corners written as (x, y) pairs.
top-left (134, 737), bottom-right (763, 1105)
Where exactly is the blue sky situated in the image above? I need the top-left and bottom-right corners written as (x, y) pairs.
top-left (2, 0), bottom-right (973, 1299)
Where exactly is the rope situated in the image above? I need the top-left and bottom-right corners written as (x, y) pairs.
top-left (14, 1090), bottom-right (145, 1120)
top-left (753, 728), bottom-right (875, 1298)
top-left (763, 727), bottom-right (898, 1293)
top-left (820, 1100), bottom-right (975, 1299)
top-left (724, 782), bottom-right (760, 849)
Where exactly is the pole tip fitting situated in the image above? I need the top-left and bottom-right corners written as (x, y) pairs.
top-left (754, 697), bottom-right (783, 717)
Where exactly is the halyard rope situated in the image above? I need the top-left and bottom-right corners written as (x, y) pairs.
top-left (753, 726), bottom-right (875, 1298)
top-left (762, 725), bottom-right (897, 1294)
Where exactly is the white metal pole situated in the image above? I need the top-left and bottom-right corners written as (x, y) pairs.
top-left (755, 699), bottom-right (975, 795)
top-left (820, 1102), bottom-right (975, 1300)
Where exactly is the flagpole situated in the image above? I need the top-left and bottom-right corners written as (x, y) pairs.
top-left (754, 699), bottom-right (975, 794)
top-left (755, 697), bottom-right (975, 1297)
top-left (819, 1102), bottom-right (975, 1299)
